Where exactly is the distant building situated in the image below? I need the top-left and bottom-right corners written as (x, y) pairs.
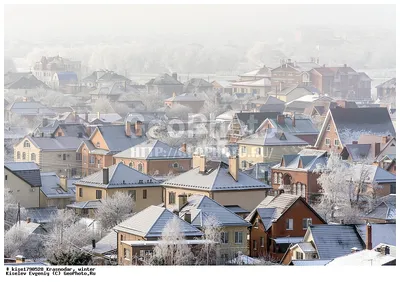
top-left (376, 78), bottom-right (396, 102)
top-left (268, 85), bottom-right (317, 103)
top-left (82, 70), bottom-right (131, 89)
top-left (271, 59), bottom-right (320, 88)
top-left (211, 80), bottom-right (233, 94)
top-left (183, 78), bottom-right (213, 93)
top-left (238, 66), bottom-right (272, 82)
top-left (39, 173), bottom-right (78, 208)
top-left (164, 93), bottom-right (205, 113)
top-left (231, 78), bottom-right (272, 97)
top-left (146, 73), bottom-right (183, 96)
top-left (32, 55), bottom-right (81, 88)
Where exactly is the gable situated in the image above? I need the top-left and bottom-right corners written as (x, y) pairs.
top-left (90, 129), bottom-right (109, 151)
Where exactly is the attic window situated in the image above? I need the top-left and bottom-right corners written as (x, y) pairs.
top-left (327, 124), bottom-right (331, 131)
top-left (278, 133), bottom-right (287, 140)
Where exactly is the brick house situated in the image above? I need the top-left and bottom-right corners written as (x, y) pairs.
top-left (74, 163), bottom-right (163, 212)
top-left (245, 193), bottom-right (326, 261)
top-left (270, 59), bottom-right (320, 89)
top-left (310, 65), bottom-right (372, 101)
top-left (113, 140), bottom-right (192, 176)
top-left (314, 107), bottom-right (396, 154)
top-left (77, 121), bottom-right (147, 177)
top-left (113, 205), bottom-right (204, 265)
top-left (162, 154), bottom-right (271, 212)
top-left (270, 149), bottom-right (328, 203)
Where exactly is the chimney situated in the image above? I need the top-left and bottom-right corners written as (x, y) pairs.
top-left (172, 72), bottom-right (178, 81)
top-left (184, 212), bottom-right (191, 223)
top-left (264, 171), bottom-right (269, 185)
top-left (178, 194), bottom-right (188, 211)
top-left (97, 112), bottom-right (100, 119)
top-left (85, 112), bottom-right (89, 122)
top-left (366, 223), bottom-right (372, 250)
top-left (199, 155), bottom-right (206, 173)
top-left (15, 255), bottom-right (26, 264)
top-left (86, 126), bottom-right (92, 137)
top-left (172, 92), bottom-right (176, 98)
top-left (92, 239), bottom-right (96, 249)
top-left (181, 143), bottom-right (187, 153)
top-left (125, 121), bottom-right (131, 137)
top-left (26, 217), bottom-right (31, 223)
top-left (42, 118), bottom-right (48, 127)
top-left (292, 114), bottom-right (296, 127)
top-left (134, 121), bottom-right (143, 137)
top-left (192, 153), bottom-right (200, 168)
top-left (41, 132), bottom-right (44, 138)
top-left (374, 143), bottom-right (381, 157)
top-left (382, 135), bottom-right (390, 144)
top-left (352, 141), bottom-right (358, 144)
top-left (72, 111), bottom-right (77, 122)
top-left (22, 97), bottom-right (28, 102)
top-left (228, 155), bottom-right (239, 181)
top-left (277, 114), bottom-right (285, 125)
top-left (59, 175), bottom-right (68, 192)
top-left (102, 168), bottom-right (109, 185)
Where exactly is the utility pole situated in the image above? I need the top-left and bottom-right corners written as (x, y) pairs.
top-left (17, 202), bottom-right (21, 226)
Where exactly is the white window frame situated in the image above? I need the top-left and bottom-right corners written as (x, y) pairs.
top-left (334, 139), bottom-right (339, 146)
top-left (234, 232), bottom-right (243, 244)
top-left (325, 138), bottom-right (330, 145)
top-left (303, 218), bottom-right (312, 230)
top-left (286, 218), bottom-right (293, 230)
top-left (241, 146), bottom-right (247, 154)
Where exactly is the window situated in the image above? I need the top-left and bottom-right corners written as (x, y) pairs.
top-left (390, 183), bottom-right (396, 194)
top-left (79, 188), bottom-right (83, 197)
top-left (241, 146), bottom-right (247, 154)
top-left (334, 139), bottom-right (339, 146)
top-left (17, 151), bottom-right (21, 159)
top-left (22, 152), bottom-right (26, 160)
top-left (303, 218), bottom-right (312, 230)
top-left (90, 155), bottom-right (95, 164)
top-left (260, 237), bottom-right (265, 248)
top-left (241, 161), bottom-right (247, 168)
top-left (124, 248), bottom-right (130, 260)
top-left (143, 189), bottom-right (147, 199)
top-left (286, 218), bottom-right (293, 230)
top-left (23, 140), bottom-right (30, 148)
top-left (301, 184), bottom-right (306, 197)
top-left (325, 138), bottom-right (330, 145)
top-left (253, 240), bottom-right (257, 250)
top-left (273, 173), bottom-right (278, 184)
top-left (278, 173), bottom-right (282, 184)
top-left (96, 142), bottom-right (100, 148)
top-left (128, 190), bottom-right (136, 201)
top-left (168, 192), bottom-right (176, 204)
top-left (267, 147), bottom-right (272, 155)
top-left (138, 163), bottom-right (143, 172)
top-left (76, 153), bottom-right (82, 161)
top-left (63, 154), bottom-right (67, 161)
top-left (234, 232), bottom-right (243, 244)
top-left (326, 124), bottom-right (331, 131)
top-left (172, 162), bottom-right (179, 168)
top-left (31, 153), bottom-right (36, 161)
top-left (96, 190), bottom-right (102, 199)
top-left (129, 162), bottom-right (133, 168)
top-left (296, 252), bottom-right (304, 260)
top-left (5, 175), bottom-right (8, 181)
top-left (256, 147), bottom-right (261, 155)
top-left (221, 232), bottom-right (229, 244)
top-left (81, 209), bottom-right (89, 216)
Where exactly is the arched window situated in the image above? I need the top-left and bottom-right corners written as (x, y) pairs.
top-left (31, 153), bottom-right (36, 161)
top-left (17, 151), bottom-right (21, 159)
top-left (302, 184), bottom-right (306, 197)
top-left (273, 173), bottom-right (278, 184)
top-left (23, 140), bottom-right (30, 148)
top-left (138, 163), bottom-right (143, 172)
top-left (278, 173), bottom-right (283, 184)
top-left (22, 152), bottom-right (26, 160)
top-left (292, 183), bottom-right (296, 192)
top-left (129, 162), bottom-right (133, 168)
top-left (172, 162), bottom-right (179, 168)
top-left (296, 183), bottom-right (301, 195)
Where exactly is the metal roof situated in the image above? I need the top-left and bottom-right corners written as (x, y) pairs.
top-left (57, 124), bottom-right (88, 138)
top-left (83, 230), bottom-right (117, 254)
top-left (146, 73), bottom-right (183, 86)
top-left (355, 223), bottom-right (396, 247)
top-left (25, 135), bottom-right (83, 151)
top-left (309, 225), bottom-right (365, 260)
top-left (178, 195), bottom-right (250, 227)
top-left (40, 172), bottom-right (76, 199)
top-left (162, 161), bottom-right (271, 191)
top-left (365, 194), bottom-right (396, 221)
top-left (5, 162), bottom-right (42, 187)
top-left (273, 237), bottom-right (304, 244)
top-left (67, 200), bottom-right (103, 209)
top-left (346, 164), bottom-right (396, 184)
top-left (74, 163), bottom-right (160, 189)
top-left (237, 128), bottom-right (309, 146)
top-left (113, 205), bottom-right (203, 238)
top-left (25, 207), bottom-right (58, 224)
top-left (113, 139), bottom-right (191, 160)
top-left (291, 259), bottom-right (332, 266)
top-left (326, 247), bottom-right (396, 266)
top-left (96, 125), bottom-right (147, 152)
top-left (263, 116), bottom-right (319, 135)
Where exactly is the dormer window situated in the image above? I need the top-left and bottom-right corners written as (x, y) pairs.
top-left (23, 140), bottom-right (30, 148)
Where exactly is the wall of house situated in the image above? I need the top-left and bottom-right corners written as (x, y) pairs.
top-left (295, 134), bottom-right (318, 145)
top-left (271, 66), bottom-right (302, 87)
top-left (113, 158), bottom-right (148, 174)
top-left (90, 130), bottom-right (109, 150)
top-left (39, 191), bottom-right (73, 209)
top-left (219, 226), bottom-right (250, 262)
top-left (4, 168), bottom-right (40, 208)
top-left (164, 187), bottom-right (211, 210)
top-left (316, 116), bottom-right (342, 153)
top-left (249, 213), bottom-right (269, 258)
top-left (76, 185), bottom-right (163, 212)
top-left (147, 159), bottom-right (192, 176)
top-left (213, 189), bottom-right (268, 212)
top-left (14, 138), bottom-right (41, 165)
top-left (117, 231), bottom-right (146, 265)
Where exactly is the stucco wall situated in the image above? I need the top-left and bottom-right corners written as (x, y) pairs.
top-left (5, 168), bottom-right (40, 208)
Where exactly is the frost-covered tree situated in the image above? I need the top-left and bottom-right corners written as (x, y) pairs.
top-left (92, 97), bottom-right (115, 114)
top-left (95, 191), bottom-right (135, 231)
top-left (4, 224), bottom-right (30, 258)
top-left (165, 104), bottom-right (193, 120)
top-left (149, 217), bottom-right (195, 265)
top-left (196, 214), bottom-right (222, 265)
top-left (4, 188), bottom-right (27, 231)
top-left (44, 209), bottom-right (93, 264)
top-left (140, 91), bottom-right (165, 111)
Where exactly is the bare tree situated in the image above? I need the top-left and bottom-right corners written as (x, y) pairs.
top-left (4, 187), bottom-right (27, 231)
top-left (95, 191), bottom-right (135, 231)
top-left (149, 217), bottom-right (195, 265)
top-left (196, 214), bottom-right (222, 265)
top-left (4, 224), bottom-right (30, 258)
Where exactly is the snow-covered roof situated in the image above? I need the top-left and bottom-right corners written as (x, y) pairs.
top-left (364, 194), bottom-right (396, 221)
top-left (227, 254), bottom-right (264, 265)
top-left (83, 230), bottom-right (117, 254)
top-left (326, 246), bottom-right (396, 266)
top-left (291, 259), bottom-right (332, 266)
top-left (237, 128), bottom-right (309, 146)
top-left (355, 223), bottom-right (396, 247)
top-left (231, 78), bottom-right (271, 87)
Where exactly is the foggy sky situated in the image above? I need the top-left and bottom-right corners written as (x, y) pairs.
top-left (5, 4), bottom-right (396, 41)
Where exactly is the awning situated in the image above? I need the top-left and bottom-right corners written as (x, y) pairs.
top-left (272, 237), bottom-right (304, 244)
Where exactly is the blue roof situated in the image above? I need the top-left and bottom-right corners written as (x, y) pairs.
top-left (56, 72), bottom-right (78, 81)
